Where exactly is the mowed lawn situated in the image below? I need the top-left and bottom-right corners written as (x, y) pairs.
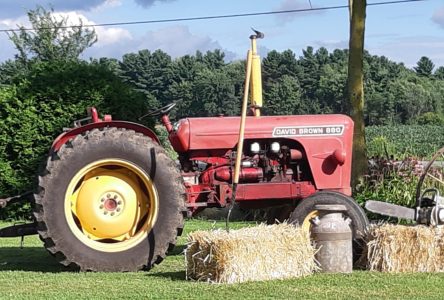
top-left (1, 219), bottom-right (444, 300)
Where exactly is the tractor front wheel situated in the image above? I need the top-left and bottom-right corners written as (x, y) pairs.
top-left (289, 191), bottom-right (369, 263)
top-left (33, 127), bottom-right (185, 271)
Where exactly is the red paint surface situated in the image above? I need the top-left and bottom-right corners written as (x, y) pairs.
top-left (52, 121), bottom-right (160, 151)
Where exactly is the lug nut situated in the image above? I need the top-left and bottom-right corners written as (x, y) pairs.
top-left (111, 212), bottom-right (115, 216)
top-left (107, 193), bottom-right (111, 198)
top-left (118, 200), bottom-right (122, 205)
top-left (104, 211), bottom-right (108, 215)
top-left (114, 195), bottom-right (118, 199)
top-left (101, 198), bottom-right (105, 202)
top-left (99, 205), bottom-right (104, 209)
top-left (116, 208), bottom-right (121, 212)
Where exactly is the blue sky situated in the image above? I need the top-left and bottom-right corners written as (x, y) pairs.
top-left (0, 0), bottom-right (443, 68)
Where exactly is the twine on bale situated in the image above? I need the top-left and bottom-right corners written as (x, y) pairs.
top-left (185, 223), bottom-right (318, 284)
top-left (366, 224), bottom-right (444, 272)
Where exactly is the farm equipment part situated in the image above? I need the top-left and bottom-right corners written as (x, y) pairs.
top-left (366, 147), bottom-right (444, 226)
top-left (0, 30), bottom-right (369, 271)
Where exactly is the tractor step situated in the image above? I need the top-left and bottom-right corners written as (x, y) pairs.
top-left (0, 222), bottom-right (37, 238)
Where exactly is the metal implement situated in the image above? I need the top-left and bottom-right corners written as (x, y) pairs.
top-left (0, 192), bottom-right (37, 246)
top-left (365, 146), bottom-right (444, 226)
top-left (0, 223), bottom-right (37, 238)
top-left (365, 200), bottom-right (415, 220)
top-left (366, 191), bottom-right (444, 226)
top-left (0, 191), bottom-right (33, 208)
top-left (312, 204), bottom-right (352, 273)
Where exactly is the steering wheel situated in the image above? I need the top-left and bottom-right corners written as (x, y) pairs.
top-left (139, 102), bottom-right (177, 120)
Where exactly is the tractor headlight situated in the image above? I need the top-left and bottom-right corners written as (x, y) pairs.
top-left (270, 142), bottom-right (280, 153)
top-left (250, 142), bottom-right (260, 154)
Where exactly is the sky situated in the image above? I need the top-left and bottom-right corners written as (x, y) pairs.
top-left (0, 0), bottom-right (443, 68)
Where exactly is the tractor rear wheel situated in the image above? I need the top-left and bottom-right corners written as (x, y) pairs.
top-left (33, 127), bottom-right (185, 271)
top-left (288, 191), bottom-right (368, 263)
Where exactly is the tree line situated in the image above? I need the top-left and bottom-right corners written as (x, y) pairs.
top-left (1, 6), bottom-right (444, 202)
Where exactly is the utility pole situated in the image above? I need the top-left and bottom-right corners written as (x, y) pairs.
top-left (348, 0), bottom-right (367, 188)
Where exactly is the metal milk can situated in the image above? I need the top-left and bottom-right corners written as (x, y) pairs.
top-left (312, 204), bottom-right (353, 273)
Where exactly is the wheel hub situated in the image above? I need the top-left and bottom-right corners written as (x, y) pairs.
top-left (65, 162), bottom-right (157, 250)
top-left (103, 196), bottom-right (120, 212)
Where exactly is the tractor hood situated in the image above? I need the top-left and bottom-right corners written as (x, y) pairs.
top-left (169, 114), bottom-right (353, 152)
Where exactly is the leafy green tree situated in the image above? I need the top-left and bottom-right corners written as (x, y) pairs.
top-left (201, 49), bottom-right (226, 69)
top-left (166, 54), bottom-right (204, 119)
top-left (0, 60), bottom-right (29, 85)
top-left (192, 67), bottom-right (239, 117)
top-left (413, 112), bottom-right (444, 125)
top-left (167, 53), bottom-right (243, 119)
top-left (264, 75), bottom-right (307, 115)
top-left (119, 49), bottom-right (173, 111)
top-left (434, 66), bottom-right (444, 80)
top-left (170, 54), bottom-right (204, 82)
top-left (365, 90), bottom-right (398, 125)
top-left (364, 52), bottom-right (404, 91)
top-left (385, 73), bottom-right (444, 123)
top-left (316, 64), bottom-right (347, 113)
top-left (414, 56), bottom-right (435, 77)
top-left (263, 50), bottom-right (299, 84)
top-left (8, 6), bottom-right (97, 65)
top-left (363, 54), bottom-right (407, 125)
top-left (298, 46), bottom-right (321, 100)
top-left (315, 47), bottom-right (330, 65)
top-left (0, 60), bottom-right (146, 199)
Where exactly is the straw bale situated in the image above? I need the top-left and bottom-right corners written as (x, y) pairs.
top-left (185, 223), bottom-right (318, 283)
top-left (366, 224), bottom-right (444, 272)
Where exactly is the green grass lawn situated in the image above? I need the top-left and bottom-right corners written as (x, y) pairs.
top-left (1, 219), bottom-right (444, 299)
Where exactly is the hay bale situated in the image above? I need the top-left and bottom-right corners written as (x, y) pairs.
top-left (185, 223), bottom-right (318, 283)
top-left (366, 224), bottom-right (444, 272)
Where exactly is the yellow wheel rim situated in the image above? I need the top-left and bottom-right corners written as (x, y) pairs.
top-left (64, 159), bottom-right (158, 252)
top-left (302, 210), bottom-right (319, 233)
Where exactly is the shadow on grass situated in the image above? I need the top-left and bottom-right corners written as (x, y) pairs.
top-left (0, 247), bottom-right (72, 272)
top-left (168, 244), bottom-right (186, 256)
top-left (147, 270), bottom-right (187, 281)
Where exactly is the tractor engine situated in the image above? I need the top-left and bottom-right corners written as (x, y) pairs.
top-left (167, 114), bottom-right (354, 214)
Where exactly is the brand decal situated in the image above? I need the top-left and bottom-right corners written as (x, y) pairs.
top-left (272, 125), bottom-right (345, 137)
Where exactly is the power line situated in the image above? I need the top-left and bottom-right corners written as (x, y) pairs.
top-left (0, 0), bottom-right (426, 33)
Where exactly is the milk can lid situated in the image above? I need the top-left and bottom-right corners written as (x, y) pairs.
top-left (313, 204), bottom-right (347, 212)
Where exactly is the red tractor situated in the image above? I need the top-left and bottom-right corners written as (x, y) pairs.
top-left (0, 31), bottom-right (368, 271)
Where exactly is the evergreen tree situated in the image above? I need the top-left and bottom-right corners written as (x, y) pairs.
top-left (434, 66), bottom-right (444, 80)
top-left (414, 56), bottom-right (435, 77)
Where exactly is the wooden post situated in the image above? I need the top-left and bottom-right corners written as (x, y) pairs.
top-left (348, 0), bottom-right (367, 188)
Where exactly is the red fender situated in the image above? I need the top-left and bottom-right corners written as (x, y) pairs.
top-left (51, 121), bottom-right (160, 152)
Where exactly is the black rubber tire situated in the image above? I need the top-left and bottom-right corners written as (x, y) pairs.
top-left (33, 127), bottom-right (186, 272)
top-left (289, 191), bottom-right (369, 262)
top-left (266, 205), bottom-right (294, 224)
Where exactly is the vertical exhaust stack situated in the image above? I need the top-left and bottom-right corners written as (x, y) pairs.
top-left (249, 29), bottom-right (264, 117)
